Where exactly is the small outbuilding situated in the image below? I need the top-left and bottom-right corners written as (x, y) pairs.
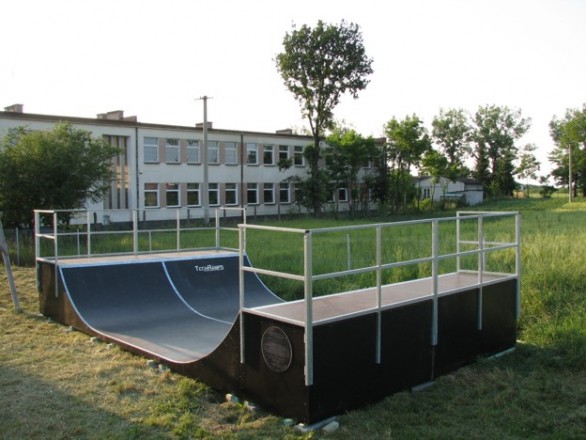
top-left (417, 176), bottom-right (484, 206)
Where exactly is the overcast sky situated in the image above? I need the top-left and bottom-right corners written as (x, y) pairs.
top-left (2, 0), bottom-right (585, 175)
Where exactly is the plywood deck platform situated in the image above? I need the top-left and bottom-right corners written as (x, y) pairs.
top-left (250, 272), bottom-right (513, 325)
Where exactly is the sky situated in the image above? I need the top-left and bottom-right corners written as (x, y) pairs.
top-left (2, 0), bottom-right (585, 176)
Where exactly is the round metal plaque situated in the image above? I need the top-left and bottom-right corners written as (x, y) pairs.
top-left (261, 326), bottom-right (293, 373)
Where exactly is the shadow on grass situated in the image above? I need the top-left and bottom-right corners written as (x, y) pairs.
top-left (0, 364), bottom-right (160, 439)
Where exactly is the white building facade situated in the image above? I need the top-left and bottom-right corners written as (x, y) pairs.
top-left (0, 105), bottom-right (322, 222)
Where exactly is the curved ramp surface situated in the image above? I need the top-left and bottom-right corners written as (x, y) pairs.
top-left (163, 255), bottom-right (281, 323)
top-left (58, 253), bottom-right (282, 363)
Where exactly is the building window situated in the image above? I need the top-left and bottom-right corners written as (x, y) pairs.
top-left (144, 183), bottom-right (159, 207)
top-left (328, 188), bottom-right (349, 203)
top-left (278, 145), bottom-right (289, 162)
top-left (246, 143), bottom-right (258, 165)
top-left (225, 183), bottom-right (238, 206)
top-left (263, 183), bottom-right (275, 204)
top-left (187, 140), bottom-right (200, 164)
top-left (103, 135), bottom-right (129, 210)
top-left (423, 188), bottom-right (431, 199)
top-left (225, 142), bottom-right (237, 165)
top-left (207, 141), bottom-right (219, 164)
top-left (263, 145), bottom-right (274, 165)
top-left (279, 182), bottom-right (290, 204)
top-left (247, 183), bottom-right (259, 205)
top-left (187, 183), bottom-right (200, 206)
top-left (165, 138), bottom-right (180, 164)
top-left (294, 146), bottom-right (304, 166)
top-left (208, 183), bottom-right (220, 206)
top-left (166, 183), bottom-right (180, 207)
top-left (144, 137), bottom-right (159, 163)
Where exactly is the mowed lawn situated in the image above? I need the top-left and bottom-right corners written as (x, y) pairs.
top-left (1, 196), bottom-right (586, 439)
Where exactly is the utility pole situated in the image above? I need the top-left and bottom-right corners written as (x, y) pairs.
top-left (196, 96), bottom-right (212, 222)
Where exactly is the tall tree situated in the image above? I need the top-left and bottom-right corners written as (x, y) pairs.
top-left (325, 126), bottom-right (378, 215)
top-left (0, 122), bottom-right (121, 227)
top-left (276, 20), bottom-right (373, 214)
top-left (515, 143), bottom-right (541, 197)
top-left (471, 105), bottom-right (530, 197)
top-left (549, 105), bottom-right (586, 197)
top-left (431, 108), bottom-right (472, 172)
top-left (421, 149), bottom-right (449, 206)
top-left (384, 115), bottom-right (431, 210)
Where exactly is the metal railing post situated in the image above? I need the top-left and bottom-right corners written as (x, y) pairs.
top-left (176, 209), bottom-right (181, 251)
top-left (53, 212), bottom-right (58, 298)
top-left (304, 231), bottom-right (314, 386)
top-left (515, 212), bottom-right (521, 320)
top-left (133, 210), bottom-right (139, 255)
top-left (86, 211), bottom-right (91, 257)
top-left (375, 225), bottom-right (382, 364)
top-left (477, 215), bottom-right (484, 330)
top-left (431, 220), bottom-right (439, 346)
top-left (215, 209), bottom-right (220, 249)
top-left (239, 224), bottom-right (246, 364)
top-left (456, 212), bottom-right (461, 272)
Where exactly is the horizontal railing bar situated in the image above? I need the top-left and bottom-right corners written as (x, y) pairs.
top-left (242, 265), bottom-right (305, 281)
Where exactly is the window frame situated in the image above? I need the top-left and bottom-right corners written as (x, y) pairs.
top-left (143, 137), bottom-right (159, 163)
top-left (187, 183), bottom-right (201, 207)
top-left (294, 145), bottom-right (305, 166)
top-left (165, 182), bottom-right (180, 207)
top-left (279, 182), bottom-right (291, 204)
top-left (207, 141), bottom-right (219, 165)
top-left (144, 183), bottom-right (159, 207)
top-left (165, 138), bottom-right (180, 164)
top-left (247, 183), bottom-right (259, 205)
top-left (263, 183), bottom-right (275, 205)
top-left (278, 145), bottom-right (289, 162)
top-left (208, 183), bottom-right (220, 206)
top-left (225, 142), bottom-right (238, 165)
top-left (246, 143), bottom-right (258, 165)
top-left (187, 139), bottom-right (200, 164)
top-left (263, 145), bottom-right (274, 165)
top-left (225, 183), bottom-right (239, 206)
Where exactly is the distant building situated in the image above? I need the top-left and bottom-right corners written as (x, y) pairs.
top-left (417, 176), bottom-right (484, 206)
top-left (0, 104), bottom-right (325, 222)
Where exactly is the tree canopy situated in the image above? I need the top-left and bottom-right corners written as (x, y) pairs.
top-left (471, 105), bottom-right (530, 197)
top-left (549, 105), bottom-right (586, 197)
top-left (276, 20), bottom-right (373, 214)
top-left (0, 122), bottom-right (121, 227)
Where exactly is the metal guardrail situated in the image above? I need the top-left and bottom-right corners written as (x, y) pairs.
top-left (238, 211), bottom-right (520, 386)
top-left (34, 207), bottom-right (247, 298)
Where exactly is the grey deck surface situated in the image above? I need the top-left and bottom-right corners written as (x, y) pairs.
top-left (249, 272), bottom-right (512, 325)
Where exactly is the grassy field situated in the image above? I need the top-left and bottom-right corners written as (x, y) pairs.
top-left (1, 196), bottom-right (586, 439)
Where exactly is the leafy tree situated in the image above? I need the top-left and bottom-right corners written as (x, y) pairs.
top-left (431, 108), bottom-right (472, 171)
top-left (384, 114), bottom-right (431, 211)
top-left (325, 126), bottom-right (378, 215)
top-left (515, 143), bottom-right (540, 197)
top-left (549, 105), bottom-right (586, 197)
top-left (0, 122), bottom-right (121, 227)
top-left (471, 105), bottom-right (530, 197)
top-left (420, 149), bottom-right (449, 207)
top-left (276, 20), bottom-right (373, 214)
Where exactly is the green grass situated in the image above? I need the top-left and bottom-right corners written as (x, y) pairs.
top-left (2, 195), bottom-right (586, 438)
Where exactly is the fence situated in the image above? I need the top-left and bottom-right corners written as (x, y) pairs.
top-left (0, 227), bottom-right (35, 266)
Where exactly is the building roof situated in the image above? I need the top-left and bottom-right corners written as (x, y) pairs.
top-left (0, 106), bottom-right (314, 141)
